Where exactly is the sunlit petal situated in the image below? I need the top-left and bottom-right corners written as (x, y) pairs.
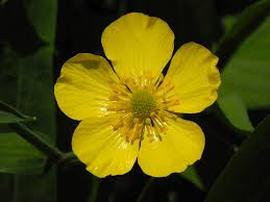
top-left (138, 117), bottom-right (205, 177)
top-left (164, 42), bottom-right (221, 113)
top-left (54, 53), bottom-right (119, 120)
top-left (102, 12), bottom-right (174, 82)
top-left (72, 117), bottom-right (139, 177)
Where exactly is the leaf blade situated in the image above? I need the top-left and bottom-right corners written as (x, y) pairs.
top-left (205, 115), bottom-right (270, 202)
top-left (0, 130), bottom-right (46, 174)
top-left (181, 166), bottom-right (205, 190)
top-left (218, 93), bottom-right (254, 132)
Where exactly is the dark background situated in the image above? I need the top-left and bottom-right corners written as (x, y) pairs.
top-left (1, 0), bottom-right (268, 202)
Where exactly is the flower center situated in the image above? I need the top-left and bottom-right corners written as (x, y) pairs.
top-left (106, 76), bottom-right (180, 144)
top-left (130, 90), bottom-right (156, 119)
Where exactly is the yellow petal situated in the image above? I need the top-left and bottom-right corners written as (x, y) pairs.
top-left (165, 42), bottom-right (221, 113)
top-left (102, 12), bottom-right (174, 81)
top-left (54, 53), bottom-right (119, 120)
top-left (138, 118), bottom-right (205, 177)
top-left (72, 117), bottom-right (139, 177)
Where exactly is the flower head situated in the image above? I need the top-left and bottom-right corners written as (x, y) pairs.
top-left (54, 13), bottom-right (221, 177)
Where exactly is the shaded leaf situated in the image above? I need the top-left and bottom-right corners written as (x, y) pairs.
top-left (0, 111), bottom-right (25, 123)
top-left (0, 130), bottom-right (46, 174)
top-left (0, 0), bottom-right (57, 201)
top-left (181, 166), bottom-right (205, 190)
top-left (218, 93), bottom-right (254, 132)
top-left (218, 16), bottom-right (270, 132)
top-left (0, 0), bottom-right (8, 6)
top-left (205, 115), bottom-right (270, 202)
top-left (0, 0), bottom-right (46, 55)
top-left (0, 110), bottom-right (35, 124)
top-left (0, 100), bottom-right (36, 120)
top-left (215, 0), bottom-right (270, 67)
top-left (87, 176), bottom-right (100, 202)
top-left (0, 174), bottom-right (13, 202)
top-left (220, 17), bottom-right (270, 109)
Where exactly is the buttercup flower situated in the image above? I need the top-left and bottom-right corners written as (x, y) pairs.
top-left (54, 12), bottom-right (220, 177)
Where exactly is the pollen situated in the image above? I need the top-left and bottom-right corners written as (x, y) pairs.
top-left (106, 75), bottom-right (180, 144)
top-left (130, 90), bottom-right (156, 119)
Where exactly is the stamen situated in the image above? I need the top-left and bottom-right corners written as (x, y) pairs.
top-left (105, 74), bottom-right (181, 144)
top-left (154, 74), bottom-right (164, 89)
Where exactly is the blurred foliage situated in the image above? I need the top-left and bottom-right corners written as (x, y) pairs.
top-left (0, 0), bottom-right (270, 202)
top-left (205, 115), bottom-right (270, 202)
top-left (0, 111), bottom-right (31, 123)
top-left (0, 0), bottom-right (57, 201)
top-left (220, 17), bottom-right (270, 109)
top-left (181, 166), bottom-right (204, 190)
top-left (219, 16), bottom-right (270, 132)
top-left (0, 130), bottom-right (45, 174)
top-left (218, 93), bottom-right (254, 132)
top-left (215, 0), bottom-right (270, 67)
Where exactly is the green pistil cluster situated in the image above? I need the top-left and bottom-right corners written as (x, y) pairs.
top-left (130, 90), bottom-right (156, 119)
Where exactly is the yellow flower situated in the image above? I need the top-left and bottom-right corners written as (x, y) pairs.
top-left (54, 12), bottom-right (221, 177)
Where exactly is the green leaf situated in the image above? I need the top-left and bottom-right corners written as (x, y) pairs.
top-left (0, 100), bottom-right (37, 123)
top-left (181, 166), bottom-right (205, 190)
top-left (0, 130), bottom-right (46, 174)
top-left (218, 16), bottom-right (270, 132)
top-left (221, 15), bottom-right (237, 33)
top-left (0, 0), bottom-right (57, 201)
top-left (218, 93), bottom-right (254, 132)
top-left (215, 0), bottom-right (270, 67)
top-left (205, 115), bottom-right (270, 202)
top-left (220, 17), bottom-right (270, 109)
top-left (0, 111), bottom-right (25, 123)
top-left (219, 0), bottom-right (270, 47)
top-left (0, 111), bottom-right (35, 124)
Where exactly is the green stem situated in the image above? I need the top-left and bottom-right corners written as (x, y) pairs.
top-left (0, 100), bottom-right (36, 121)
top-left (0, 100), bottom-right (78, 165)
top-left (60, 152), bottom-right (81, 166)
top-left (88, 177), bottom-right (100, 202)
top-left (10, 122), bottom-right (65, 163)
top-left (136, 177), bottom-right (154, 202)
